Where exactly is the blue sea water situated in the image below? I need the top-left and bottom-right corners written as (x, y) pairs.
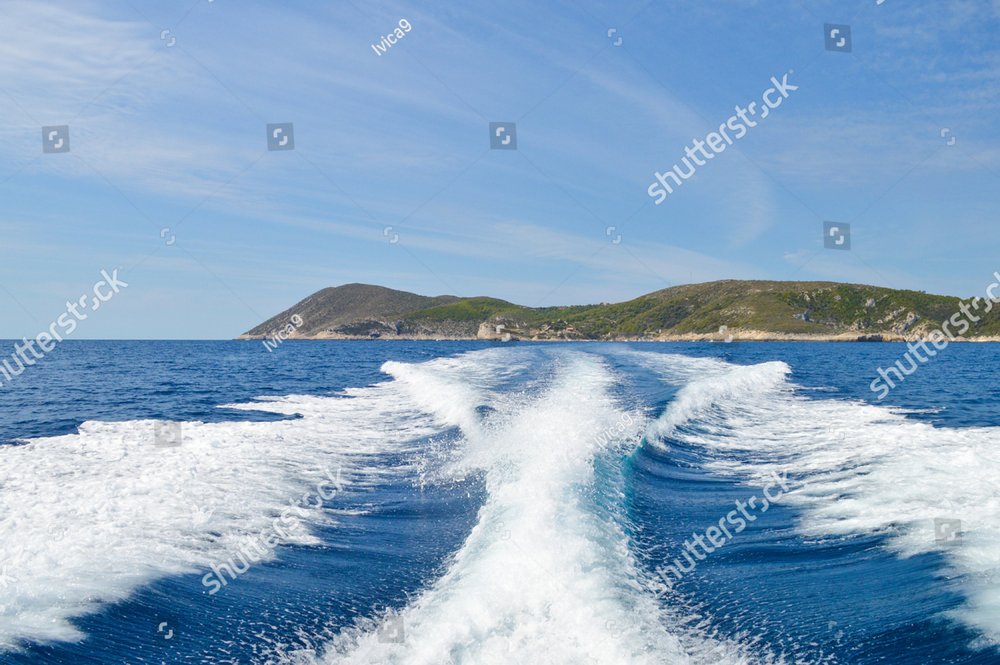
top-left (1, 340), bottom-right (999, 664)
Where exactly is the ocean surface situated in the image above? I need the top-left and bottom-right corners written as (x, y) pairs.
top-left (1, 340), bottom-right (999, 664)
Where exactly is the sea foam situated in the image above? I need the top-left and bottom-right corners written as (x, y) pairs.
top-left (0, 379), bottom-right (448, 651)
top-left (315, 350), bottom-right (768, 664)
top-left (644, 353), bottom-right (1000, 648)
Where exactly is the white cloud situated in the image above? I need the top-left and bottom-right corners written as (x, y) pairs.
top-left (0, 2), bottom-right (158, 122)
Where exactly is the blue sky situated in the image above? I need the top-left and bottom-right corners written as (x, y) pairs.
top-left (1, 0), bottom-right (998, 339)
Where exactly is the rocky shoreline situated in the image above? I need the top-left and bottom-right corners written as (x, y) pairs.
top-left (237, 330), bottom-right (1000, 343)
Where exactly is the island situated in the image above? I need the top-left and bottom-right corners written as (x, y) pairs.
top-left (238, 280), bottom-right (1000, 342)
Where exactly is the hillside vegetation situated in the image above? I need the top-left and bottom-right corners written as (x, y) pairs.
top-left (240, 280), bottom-right (1000, 341)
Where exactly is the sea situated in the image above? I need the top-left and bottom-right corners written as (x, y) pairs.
top-left (0, 340), bottom-right (998, 664)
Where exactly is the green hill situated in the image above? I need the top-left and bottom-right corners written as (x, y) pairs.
top-left (239, 280), bottom-right (1000, 341)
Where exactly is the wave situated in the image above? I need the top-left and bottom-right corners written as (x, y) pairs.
top-left (10, 345), bottom-right (989, 661)
top-left (643, 354), bottom-right (1000, 649)
top-left (0, 373), bottom-right (454, 651)
top-left (312, 350), bottom-right (770, 665)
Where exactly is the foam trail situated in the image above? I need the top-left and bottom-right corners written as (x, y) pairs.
top-left (643, 353), bottom-right (1000, 648)
top-left (316, 351), bottom-right (766, 665)
top-left (0, 356), bottom-right (491, 652)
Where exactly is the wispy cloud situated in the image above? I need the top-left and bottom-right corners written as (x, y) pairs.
top-left (0, 0), bottom-right (997, 337)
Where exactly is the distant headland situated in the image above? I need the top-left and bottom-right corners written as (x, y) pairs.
top-left (237, 281), bottom-right (1000, 343)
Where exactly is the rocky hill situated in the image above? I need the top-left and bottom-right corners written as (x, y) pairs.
top-left (242, 284), bottom-right (461, 338)
top-left (239, 280), bottom-right (1000, 342)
